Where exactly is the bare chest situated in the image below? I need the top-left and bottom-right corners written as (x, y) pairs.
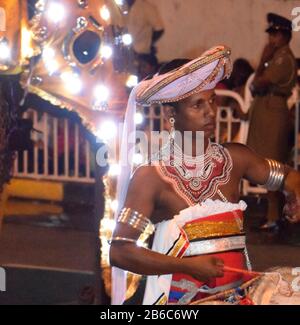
top-left (153, 176), bottom-right (240, 223)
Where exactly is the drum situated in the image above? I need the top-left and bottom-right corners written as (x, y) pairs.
top-left (248, 267), bottom-right (300, 305)
top-left (191, 267), bottom-right (300, 305)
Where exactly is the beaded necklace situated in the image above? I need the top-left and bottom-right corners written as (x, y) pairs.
top-left (156, 140), bottom-right (233, 206)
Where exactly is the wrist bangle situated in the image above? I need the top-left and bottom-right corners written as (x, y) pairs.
top-left (108, 237), bottom-right (138, 245)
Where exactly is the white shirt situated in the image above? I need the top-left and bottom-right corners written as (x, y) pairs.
top-left (127, 0), bottom-right (164, 54)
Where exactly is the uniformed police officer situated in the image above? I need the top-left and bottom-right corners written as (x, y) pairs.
top-left (247, 13), bottom-right (297, 230)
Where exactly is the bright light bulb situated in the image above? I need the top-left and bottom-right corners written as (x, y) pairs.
top-left (100, 5), bottom-right (111, 21)
top-left (43, 47), bottom-right (55, 60)
top-left (134, 112), bottom-right (144, 125)
top-left (101, 218), bottom-right (116, 232)
top-left (110, 200), bottom-right (119, 212)
top-left (126, 75), bottom-right (138, 88)
top-left (45, 59), bottom-right (59, 75)
top-left (109, 164), bottom-right (121, 176)
top-left (61, 72), bottom-right (82, 94)
top-left (133, 153), bottom-right (143, 165)
top-left (46, 2), bottom-right (65, 23)
top-left (100, 45), bottom-right (113, 59)
top-left (97, 120), bottom-right (117, 141)
top-left (122, 33), bottom-right (133, 46)
top-left (21, 27), bottom-right (34, 58)
top-left (43, 48), bottom-right (58, 74)
top-left (94, 85), bottom-right (110, 102)
top-left (114, 0), bottom-right (124, 5)
top-left (0, 42), bottom-right (10, 60)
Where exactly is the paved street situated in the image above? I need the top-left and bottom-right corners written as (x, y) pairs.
top-left (0, 196), bottom-right (299, 304)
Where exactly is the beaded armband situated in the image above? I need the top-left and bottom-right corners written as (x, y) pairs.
top-left (264, 159), bottom-right (285, 191)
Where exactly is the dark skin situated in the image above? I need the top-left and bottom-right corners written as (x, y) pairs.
top-left (110, 89), bottom-right (300, 283)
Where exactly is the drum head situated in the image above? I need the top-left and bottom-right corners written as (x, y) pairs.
top-left (248, 267), bottom-right (300, 305)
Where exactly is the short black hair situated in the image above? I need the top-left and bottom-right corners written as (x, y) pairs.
top-left (158, 59), bottom-right (191, 75)
top-left (229, 58), bottom-right (254, 88)
top-left (138, 53), bottom-right (158, 68)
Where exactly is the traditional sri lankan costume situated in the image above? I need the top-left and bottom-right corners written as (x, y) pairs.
top-left (111, 46), bottom-right (300, 305)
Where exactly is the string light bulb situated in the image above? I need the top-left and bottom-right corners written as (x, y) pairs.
top-left (94, 84), bottom-right (110, 102)
top-left (114, 0), bottom-right (124, 6)
top-left (96, 120), bottom-right (117, 141)
top-left (46, 2), bottom-right (66, 24)
top-left (0, 41), bottom-right (10, 61)
top-left (122, 33), bottom-right (133, 46)
top-left (108, 164), bottom-right (121, 176)
top-left (134, 112), bottom-right (144, 125)
top-left (100, 45), bottom-right (113, 59)
top-left (126, 75), bottom-right (138, 88)
top-left (61, 72), bottom-right (82, 94)
top-left (100, 5), bottom-right (111, 22)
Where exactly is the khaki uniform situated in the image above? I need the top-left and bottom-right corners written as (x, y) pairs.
top-left (247, 45), bottom-right (297, 223)
top-left (247, 45), bottom-right (297, 162)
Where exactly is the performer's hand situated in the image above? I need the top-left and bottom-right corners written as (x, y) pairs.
top-left (184, 256), bottom-right (224, 282)
top-left (283, 192), bottom-right (300, 224)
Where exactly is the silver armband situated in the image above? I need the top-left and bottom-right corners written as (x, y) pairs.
top-left (108, 237), bottom-right (138, 245)
top-left (117, 208), bottom-right (155, 235)
top-left (264, 159), bottom-right (285, 191)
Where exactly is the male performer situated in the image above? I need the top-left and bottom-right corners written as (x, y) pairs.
top-left (110, 46), bottom-right (300, 305)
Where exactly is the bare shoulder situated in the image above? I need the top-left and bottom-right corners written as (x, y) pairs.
top-left (222, 142), bottom-right (253, 163)
top-left (223, 142), bottom-right (250, 153)
top-left (222, 142), bottom-right (268, 183)
top-left (129, 164), bottom-right (162, 194)
top-left (132, 164), bottom-right (161, 183)
top-left (124, 165), bottom-right (162, 219)
top-left (223, 142), bottom-right (265, 161)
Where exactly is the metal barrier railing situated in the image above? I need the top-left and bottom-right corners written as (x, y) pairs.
top-left (13, 109), bottom-right (95, 184)
top-left (13, 74), bottom-right (300, 194)
top-left (215, 89), bottom-right (247, 143)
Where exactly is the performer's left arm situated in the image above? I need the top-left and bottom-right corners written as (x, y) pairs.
top-left (227, 143), bottom-right (300, 223)
top-left (281, 167), bottom-right (300, 224)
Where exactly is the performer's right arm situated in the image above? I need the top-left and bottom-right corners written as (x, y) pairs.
top-left (109, 166), bottom-right (224, 283)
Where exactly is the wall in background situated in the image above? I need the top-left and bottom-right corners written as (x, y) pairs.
top-left (149, 0), bottom-right (300, 66)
